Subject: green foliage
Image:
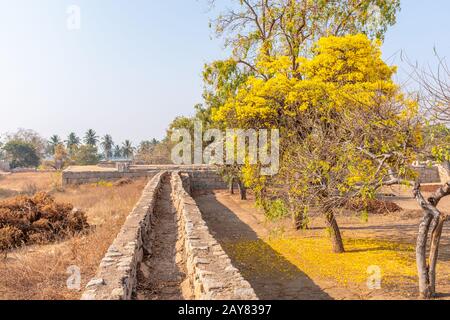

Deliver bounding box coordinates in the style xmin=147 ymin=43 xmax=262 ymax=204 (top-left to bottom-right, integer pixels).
xmin=100 ymin=134 xmax=114 ymax=160
xmin=3 ymin=129 xmax=47 ymax=159
xmin=121 ymin=140 xmax=134 ymax=159
xmin=84 ymin=129 xmax=98 ymax=147
xmin=2 ymin=140 xmax=40 ymax=169
xmin=361 ymin=210 xmax=369 ymax=223
xmin=48 ymin=135 xmax=62 ymax=155
xmin=422 ymin=123 xmax=450 ymax=161
xmin=263 ymin=199 xmax=289 ymax=221
xmin=66 ymin=132 xmax=81 ymax=155
xmin=71 ymin=145 xmax=100 ymax=165
xmin=113 ymin=145 xmax=122 ymax=158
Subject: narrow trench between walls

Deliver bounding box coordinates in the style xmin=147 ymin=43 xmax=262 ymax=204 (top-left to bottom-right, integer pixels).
xmin=81 ymin=171 xmax=257 ymax=300
xmin=135 ymin=174 xmax=193 ymax=299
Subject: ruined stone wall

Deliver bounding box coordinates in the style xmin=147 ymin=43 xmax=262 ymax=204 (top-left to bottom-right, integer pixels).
xmin=171 ymin=172 xmax=257 ymax=300
xmin=414 ymin=165 xmax=443 ymax=184
xmin=188 ymin=170 xmax=227 ymax=190
xmin=81 ymin=172 xmax=165 ymax=300
xmin=62 ymin=165 xmax=227 ymax=190
xmin=62 ymin=170 xmax=157 ymax=185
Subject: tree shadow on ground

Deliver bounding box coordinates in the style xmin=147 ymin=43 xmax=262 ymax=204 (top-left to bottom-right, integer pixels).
xmin=341 ymin=224 xmax=450 ymax=262
xmin=195 ymin=194 xmax=333 ymax=300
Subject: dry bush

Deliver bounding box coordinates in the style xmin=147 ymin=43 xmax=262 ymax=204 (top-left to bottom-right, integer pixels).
xmin=113 ymin=178 xmax=133 ymax=187
xmin=0 ymin=192 xmax=89 ymax=255
xmin=0 ymin=178 xmax=146 ymax=300
xmin=344 ymin=198 xmax=402 ymax=215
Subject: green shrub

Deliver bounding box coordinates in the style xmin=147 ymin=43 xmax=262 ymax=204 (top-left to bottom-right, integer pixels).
xmin=264 ymin=199 xmax=289 ymax=221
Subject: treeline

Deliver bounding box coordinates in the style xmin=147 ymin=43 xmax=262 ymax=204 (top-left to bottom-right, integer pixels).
xmin=0 ymin=129 xmax=171 ymax=170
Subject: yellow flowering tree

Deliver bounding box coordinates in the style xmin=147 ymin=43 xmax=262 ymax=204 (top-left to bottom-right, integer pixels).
xmin=213 ymin=34 xmax=422 ymax=253
xmin=203 ymin=1 xmax=401 ymax=200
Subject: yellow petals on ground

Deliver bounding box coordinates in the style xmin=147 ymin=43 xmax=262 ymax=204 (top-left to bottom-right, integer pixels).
xmin=224 ymin=236 xmax=417 ymax=288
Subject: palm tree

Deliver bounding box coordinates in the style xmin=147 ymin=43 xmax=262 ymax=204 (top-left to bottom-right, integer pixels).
xmin=121 ymin=140 xmax=134 ymax=159
xmin=48 ymin=135 xmax=62 ymax=155
xmin=84 ymin=129 xmax=98 ymax=146
xmin=101 ymin=134 xmax=114 ymax=160
xmin=113 ymin=145 xmax=122 ymax=158
xmin=66 ymin=132 xmax=80 ymax=151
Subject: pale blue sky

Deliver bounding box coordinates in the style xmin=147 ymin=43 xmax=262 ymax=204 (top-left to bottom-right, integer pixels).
xmin=0 ymin=0 xmax=449 ymax=144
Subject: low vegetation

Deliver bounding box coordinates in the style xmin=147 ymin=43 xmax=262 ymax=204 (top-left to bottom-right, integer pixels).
xmin=0 ymin=173 xmax=146 ymax=300
xmin=0 ymin=193 xmax=89 ymax=256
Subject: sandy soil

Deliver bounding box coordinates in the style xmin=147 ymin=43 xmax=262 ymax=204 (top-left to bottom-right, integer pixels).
xmin=195 ymin=192 xmax=360 ymax=300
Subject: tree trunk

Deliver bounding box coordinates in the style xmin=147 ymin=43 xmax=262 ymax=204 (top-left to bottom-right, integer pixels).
xmin=291 ymin=208 xmax=308 ymax=230
xmin=416 ymin=212 xmax=433 ymax=299
xmin=292 ymin=212 xmax=304 ymax=230
xmin=237 ymin=179 xmax=247 ymax=200
xmin=229 ymin=177 xmax=235 ymax=195
xmin=414 ymin=182 xmax=449 ymax=299
xmin=324 ymin=211 xmax=345 ymax=253
xmin=428 ymin=215 xmax=446 ymax=295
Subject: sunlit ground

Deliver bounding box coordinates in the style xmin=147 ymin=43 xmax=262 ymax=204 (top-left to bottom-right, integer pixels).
xmin=224 ymin=237 xmax=419 ymax=288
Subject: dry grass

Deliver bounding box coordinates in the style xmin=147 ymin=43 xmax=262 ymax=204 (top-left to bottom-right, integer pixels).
xmin=0 ymin=172 xmax=58 ymax=194
xmin=0 ymin=173 xmax=146 ymax=300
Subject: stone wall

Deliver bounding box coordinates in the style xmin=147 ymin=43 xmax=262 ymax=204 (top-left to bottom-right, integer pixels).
xmin=81 ymin=172 xmax=165 ymax=300
xmin=414 ymin=165 xmax=443 ymax=184
xmin=188 ymin=170 xmax=228 ymax=190
xmin=62 ymin=170 xmax=157 ymax=185
xmin=171 ymin=172 xmax=257 ymax=300
xmin=62 ymin=165 xmax=227 ymax=190
xmin=81 ymin=170 xmax=256 ymax=300
xmin=438 ymin=164 xmax=450 ymax=183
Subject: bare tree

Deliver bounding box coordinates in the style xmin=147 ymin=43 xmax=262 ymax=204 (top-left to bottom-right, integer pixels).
xmin=413 ymin=183 xmax=449 ymax=298
xmin=410 ymin=54 xmax=450 ymax=298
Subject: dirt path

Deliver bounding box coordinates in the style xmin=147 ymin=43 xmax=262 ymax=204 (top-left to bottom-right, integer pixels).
xmin=195 ymin=192 xmax=360 ymax=300
xmin=195 ymin=189 xmax=450 ymax=300
xmin=135 ymin=178 xmax=192 ymax=300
